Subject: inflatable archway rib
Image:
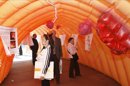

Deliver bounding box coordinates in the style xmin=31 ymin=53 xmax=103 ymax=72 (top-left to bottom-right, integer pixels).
xmin=0 ymin=1 xmax=130 ymax=86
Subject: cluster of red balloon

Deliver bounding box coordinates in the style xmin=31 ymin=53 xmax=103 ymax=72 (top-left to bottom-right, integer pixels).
xmin=56 ymin=25 xmax=61 ymax=29
xmin=78 ymin=19 xmax=92 ymax=35
xmin=46 ymin=21 xmax=61 ymax=29
xmin=46 ymin=20 xmax=54 ymax=29
xmin=97 ymin=12 xmax=130 ymax=55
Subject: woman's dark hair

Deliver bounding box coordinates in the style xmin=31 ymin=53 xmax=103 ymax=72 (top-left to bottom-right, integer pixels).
xmin=68 ymin=37 xmax=74 ymax=43
xmin=43 ymin=34 xmax=53 ymax=46
xmin=48 ymin=34 xmax=54 ymax=47
xmin=44 ymin=34 xmax=48 ymax=40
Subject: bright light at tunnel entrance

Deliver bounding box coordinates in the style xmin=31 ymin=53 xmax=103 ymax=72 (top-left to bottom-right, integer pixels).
xmin=13 ymin=45 xmax=32 ymax=62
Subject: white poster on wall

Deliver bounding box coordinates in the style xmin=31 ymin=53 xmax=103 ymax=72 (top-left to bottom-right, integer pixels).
xmin=71 ymin=34 xmax=78 ymax=46
xmin=59 ymin=34 xmax=66 ymax=46
xmin=85 ymin=33 xmax=93 ymax=51
xmin=0 ymin=26 xmax=18 ymax=55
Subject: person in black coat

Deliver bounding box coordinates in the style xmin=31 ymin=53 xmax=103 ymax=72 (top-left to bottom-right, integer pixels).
xmin=30 ymin=34 xmax=39 ymax=66
xmin=49 ymin=30 xmax=62 ymax=84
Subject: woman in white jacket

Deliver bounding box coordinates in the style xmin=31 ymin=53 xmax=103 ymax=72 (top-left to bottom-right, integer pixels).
xmin=36 ymin=34 xmax=52 ymax=86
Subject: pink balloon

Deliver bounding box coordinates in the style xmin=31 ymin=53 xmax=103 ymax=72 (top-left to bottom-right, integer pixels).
xmin=78 ymin=20 xmax=92 ymax=35
xmin=46 ymin=21 xmax=54 ymax=29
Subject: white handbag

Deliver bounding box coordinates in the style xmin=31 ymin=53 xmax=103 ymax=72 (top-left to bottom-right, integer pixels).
xmin=34 ymin=61 xmax=54 ymax=80
xmin=44 ymin=62 xmax=54 ymax=80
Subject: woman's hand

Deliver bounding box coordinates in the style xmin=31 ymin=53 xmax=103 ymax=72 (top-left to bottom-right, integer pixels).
xmin=40 ymin=76 xmax=45 ymax=80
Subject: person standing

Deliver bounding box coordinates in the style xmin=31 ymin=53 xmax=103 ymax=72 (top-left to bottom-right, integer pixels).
xmin=67 ymin=37 xmax=81 ymax=78
xmin=19 ymin=45 xmax=23 ymax=55
xmin=36 ymin=34 xmax=52 ymax=86
xmin=30 ymin=34 xmax=39 ymax=66
xmin=50 ymin=30 xmax=62 ymax=84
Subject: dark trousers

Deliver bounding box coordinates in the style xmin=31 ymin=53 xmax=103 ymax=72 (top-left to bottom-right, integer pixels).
xmin=32 ymin=52 xmax=37 ymax=66
xmin=41 ymin=79 xmax=50 ymax=86
xmin=53 ymin=54 xmax=60 ymax=83
xmin=69 ymin=58 xmax=80 ymax=78
xmin=19 ymin=46 xmax=23 ymax=55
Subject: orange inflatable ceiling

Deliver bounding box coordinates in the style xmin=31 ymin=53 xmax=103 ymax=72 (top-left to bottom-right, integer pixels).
xmin=0 ymin=0 xmax=130 ymax=86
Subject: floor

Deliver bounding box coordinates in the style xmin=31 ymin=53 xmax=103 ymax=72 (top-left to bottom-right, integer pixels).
xmin=1 ymin=55 xmax=121 ymax=86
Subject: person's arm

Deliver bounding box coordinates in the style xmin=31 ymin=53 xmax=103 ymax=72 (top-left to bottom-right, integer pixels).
xmin=30 ymin=38 xmax=34 ymax=50
xmin=30 ymin=45 xmax=33 ymax=50
xmin=67 ymin=44 xmax=73 ymax=59
xmin=67 ymin=43 xmax=76 ymax=55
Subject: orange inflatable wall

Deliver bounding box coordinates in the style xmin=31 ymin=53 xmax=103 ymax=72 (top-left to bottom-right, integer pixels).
xmin=0 ymin=1 xmax=130 ymax=86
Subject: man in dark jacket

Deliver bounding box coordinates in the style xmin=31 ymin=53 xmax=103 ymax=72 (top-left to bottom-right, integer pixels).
xmin=30 ymin=34 xmax=39 ymax=66
xmin=50 ymin=30 xmax=62 ymax=84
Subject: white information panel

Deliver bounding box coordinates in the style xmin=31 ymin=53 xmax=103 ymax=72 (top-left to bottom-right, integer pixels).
xmin=59 ymin=34 xmax=66 ymax=46
xmin=0 ymin=26 xmax=18 ymax=55
xmin=85 ymin=33 xmax=93 ymax=51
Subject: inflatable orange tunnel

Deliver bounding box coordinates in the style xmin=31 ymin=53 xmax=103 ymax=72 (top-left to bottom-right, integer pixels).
xmin=0 ymin=0 xmax=130 ymax=86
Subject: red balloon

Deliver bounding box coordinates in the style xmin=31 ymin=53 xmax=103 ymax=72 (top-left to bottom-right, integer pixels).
xmin=97 ymin=12 xmax=130 ymax=55
xmin=99 ymin=13 xmax=109 ymax=22
xmin=99 ymin=13 xmax=113 ymax=24
xmin=106 ymin=41 xmax=115 ymax=49
xmin=97 ymin=22 xmax=106 ymax=31
xmin=99 ymin=30 xmax=113 ymax=43
xmin=108 ymin=21 xmax=121 ymax=32
xmin=121 ymin=35 xmax=130 ymax=48
xmin=56 ymin=25 xmax=61 ymax=29
xmin=107 ymin=42 xmax=127 ymax=55
xmin=78 ymin=20 xmax=92 ymax=35
xmin=46 ymin=21 xmax=54 ymax=29
xmin=111 ymin=49 xmax=124 ymax=55
xmin=124 ymin=38 xmax=130 ymax=48
xmin=116 ymin=26 xmax=129 ymax=40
